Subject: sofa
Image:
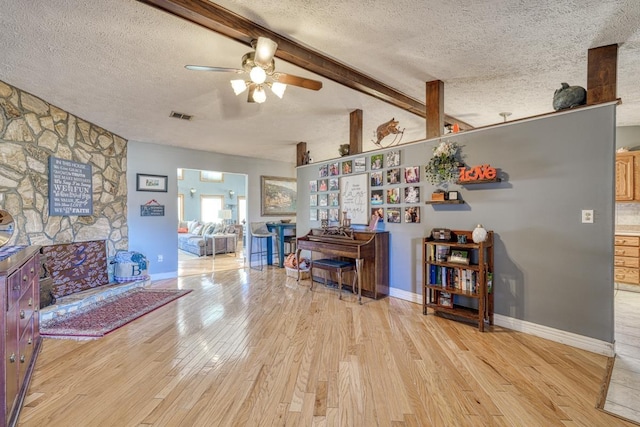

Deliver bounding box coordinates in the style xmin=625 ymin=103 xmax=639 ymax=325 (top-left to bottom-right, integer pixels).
xmin=178 ymin=220 xmax=238 ymax=257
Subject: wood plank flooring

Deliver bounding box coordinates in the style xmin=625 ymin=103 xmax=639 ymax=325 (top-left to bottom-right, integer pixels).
xmin=18 ymin=267 xmax=634 ymax=426
xmin=603 ymin=289 xmax=640 ymax=424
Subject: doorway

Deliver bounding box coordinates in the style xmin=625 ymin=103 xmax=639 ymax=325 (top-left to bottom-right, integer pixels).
xmin=177 ymin=167 xmax=247 ymax=276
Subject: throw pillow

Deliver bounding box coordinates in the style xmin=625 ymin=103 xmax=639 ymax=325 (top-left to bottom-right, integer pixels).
xmin=213 ymin=223 xmax=224 ymax=234
xmin=187 ymin=219 xmax=200 ymax=233
xmin=192 ymin=225 xmax=203 ymax=235
xmin=202 ymin=223 xmax=216 ymax=235
xmin=178 ymin=227 xmax=188 ymax=233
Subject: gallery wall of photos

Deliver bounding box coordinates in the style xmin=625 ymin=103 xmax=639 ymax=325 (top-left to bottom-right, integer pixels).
xmin=309 ymin=149 xmax=421 ymax=224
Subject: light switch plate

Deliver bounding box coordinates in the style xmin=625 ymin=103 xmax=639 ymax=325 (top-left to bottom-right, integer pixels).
xmin=581 ymin=209 xmax=594 ymax=223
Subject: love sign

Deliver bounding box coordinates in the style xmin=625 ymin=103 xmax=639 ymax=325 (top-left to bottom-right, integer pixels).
xmin=458 ymin=164 xmax=498 ymax=182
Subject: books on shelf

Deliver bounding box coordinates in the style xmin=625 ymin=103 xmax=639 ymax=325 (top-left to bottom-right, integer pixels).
xmin=428 ymin=265 xmax=481 ymax=294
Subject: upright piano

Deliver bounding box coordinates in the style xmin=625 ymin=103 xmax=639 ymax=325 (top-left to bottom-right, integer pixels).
xmin=296 ymin=229 xmax=389 ymax=300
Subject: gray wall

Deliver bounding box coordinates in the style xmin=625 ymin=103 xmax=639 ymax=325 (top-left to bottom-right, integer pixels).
xmin=297 ymin=104 xmax=616 ymax=342
xmin=127 ymin=141 xmax=295 ymax=275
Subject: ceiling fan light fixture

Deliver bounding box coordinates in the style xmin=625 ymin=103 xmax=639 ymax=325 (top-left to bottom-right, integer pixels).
xmin=249 ymin=66 xmax=267 ymax=84
xmin=230 ymin=79 xmax=248 ymax=95
xmin=270 ymin=82 xmax=287 ymax=99
xmin=253 ymin=37 xmax=278 ymax=67
xmin=252 ymin=85 xmax=267 ymax=103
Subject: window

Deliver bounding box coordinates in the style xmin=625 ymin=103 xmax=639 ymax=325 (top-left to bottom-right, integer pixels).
xmin=238 ymin=196 xmax=247 ymax=225
xmin=200 ymin=195 xmax=224 ymax=223
xmin=177 ymin=168 xmax=183 ymax=180
xmin=177 ymin=194 xmax=184 ymax=221
xmin=200 ymin=171 xmax=224 ymax=182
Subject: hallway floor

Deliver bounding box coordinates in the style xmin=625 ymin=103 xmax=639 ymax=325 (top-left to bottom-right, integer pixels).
xmin=604 ymin=289 xmax=640 ymax=424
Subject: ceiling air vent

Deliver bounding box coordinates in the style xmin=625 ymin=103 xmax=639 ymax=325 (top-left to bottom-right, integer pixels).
xmin=169 ymin=111 xmax=193 ymax=121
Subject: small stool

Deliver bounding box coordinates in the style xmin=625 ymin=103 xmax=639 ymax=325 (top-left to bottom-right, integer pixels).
xmin=310 ymin=258 xmax=357 ymax=300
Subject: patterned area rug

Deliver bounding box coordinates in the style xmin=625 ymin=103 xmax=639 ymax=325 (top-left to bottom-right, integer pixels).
xmin=40 ymin=288 xmax=192 ymax=339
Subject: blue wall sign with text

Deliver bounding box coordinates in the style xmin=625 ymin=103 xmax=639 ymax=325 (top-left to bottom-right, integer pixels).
xmin=48 ymin=156 xmax=93 ymax=216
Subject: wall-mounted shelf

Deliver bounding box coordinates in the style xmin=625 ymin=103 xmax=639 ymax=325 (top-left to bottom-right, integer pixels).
xmin=456 ymin=178 xmax=502 ymax=185
xmin=425 ymin=200 xmax=464 ymax=205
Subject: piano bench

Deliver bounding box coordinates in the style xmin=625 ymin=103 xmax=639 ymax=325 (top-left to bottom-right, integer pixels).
xmin=310 ymin=259 xmax=357 ymax=300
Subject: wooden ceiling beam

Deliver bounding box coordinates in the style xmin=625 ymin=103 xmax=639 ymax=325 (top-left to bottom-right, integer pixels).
xmin=138 ymin=0 xmax=472 ymax=129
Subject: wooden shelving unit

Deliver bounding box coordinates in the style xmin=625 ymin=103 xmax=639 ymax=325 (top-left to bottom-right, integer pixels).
xmin=456 ymin=178 xmax=502 ymax=185
xmin=424 ymin=200 xmax=464 ymax=205
xmin=422 ymin=229 xmax=494 ymax=331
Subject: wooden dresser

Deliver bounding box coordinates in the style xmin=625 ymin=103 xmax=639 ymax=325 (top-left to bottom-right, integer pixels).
xmin=1 ymin=246 xmax=41 ymax=427
xmin=614 ymin=234 xmax=640 ymax=286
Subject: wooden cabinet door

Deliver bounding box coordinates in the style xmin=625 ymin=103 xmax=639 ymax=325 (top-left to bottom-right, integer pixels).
xmin=616 ymin=153 xmax=634 ymax=201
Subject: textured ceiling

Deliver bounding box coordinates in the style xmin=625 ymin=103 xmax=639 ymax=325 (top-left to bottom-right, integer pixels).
xmin=1 ymin=0 xmax=639 ymax=164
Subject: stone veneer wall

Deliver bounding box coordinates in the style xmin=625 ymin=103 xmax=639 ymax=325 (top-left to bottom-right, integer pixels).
xmin=0 ymin=80 xmax=127 ymax=254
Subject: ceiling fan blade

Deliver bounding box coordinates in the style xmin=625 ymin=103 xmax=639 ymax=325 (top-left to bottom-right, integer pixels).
xmin=247 ymin=84 xmax=256 ymax=103
xmin=185 ymin=65 xmax=244 ymax=73
xmin=272 ymin=73 xmax=322 ymax=91
xmin=253 ymin=37 xmax=278 ymax=68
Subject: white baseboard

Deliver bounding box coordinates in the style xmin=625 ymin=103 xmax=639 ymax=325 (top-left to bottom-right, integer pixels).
xmin=151 ymin=271 xmax=178 ymax=281
xmin=388 ymin=287 xmax=422 ymax=304
xmin=386 ymin=288 xmax=614 ymax=357
xmin=493 ymin=314 xmax=614 ymax=357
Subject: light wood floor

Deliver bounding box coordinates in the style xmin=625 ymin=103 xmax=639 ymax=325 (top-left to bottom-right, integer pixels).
xmin=177 ymin=245 xmax=245 ymax=277
xmin=604 ymin=289 xmax=640 ymax=423
xmin=19 ymin=267 xmax=633 ymax=426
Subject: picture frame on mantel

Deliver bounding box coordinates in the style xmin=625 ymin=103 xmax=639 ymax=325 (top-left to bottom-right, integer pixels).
xmin=136 ymin=173 xmax=168 ymax=192
xmin=261 ymin=175 xmax=297 ymax=216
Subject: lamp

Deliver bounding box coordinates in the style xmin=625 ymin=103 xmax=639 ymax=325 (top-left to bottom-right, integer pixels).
xmin=252 ymin=85 xmax=267 ymax=103
xmin=231 ymin=79 xmax=248 ymax=95
xmin=189 ymin=188 xmax=196 ymax=197
xmin=269 ymin=82 xmax=287 ymax=98
xmin=249 ymin=66 xmax=267 ymax=84
xmin=218 ymin=209 xmax=232 ymax=225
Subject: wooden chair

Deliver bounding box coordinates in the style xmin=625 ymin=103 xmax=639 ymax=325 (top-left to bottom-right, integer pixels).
xmin=310 ymin=258 xmax=357 ymax=299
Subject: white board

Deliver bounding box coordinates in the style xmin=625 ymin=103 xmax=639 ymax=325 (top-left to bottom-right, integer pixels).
xmin=340 ymin=173 xmax=368 ymax=224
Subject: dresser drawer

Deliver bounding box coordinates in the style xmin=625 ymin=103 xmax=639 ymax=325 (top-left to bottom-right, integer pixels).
xmin=18 ymin=317 xmax=34 ymax=385
xmin=18 ymin=286 xmax=35 ymax=339
xmin=615 ymin=256 xmax=640 ymax=268
xmin=20 ymin=256 xmax=37 ymax=295
xmin=615 ymin=235 xmax=640 ymax=246
xmin=614 ymin=246 xmax=640 ymax=258
xmin=615 ymin=267 xmax=640 ymax=284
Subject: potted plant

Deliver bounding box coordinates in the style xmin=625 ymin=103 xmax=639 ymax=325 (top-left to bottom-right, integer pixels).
xmin=425 ymin=140 xmax=463 ymax=185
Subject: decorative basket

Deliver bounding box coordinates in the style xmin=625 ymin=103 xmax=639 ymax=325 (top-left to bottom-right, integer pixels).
xmin=286 ymin=266 xmax=310 ymax=279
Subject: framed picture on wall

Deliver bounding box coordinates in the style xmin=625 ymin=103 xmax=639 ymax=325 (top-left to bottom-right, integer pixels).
xmin=386 ymin=150 xmax=400 ymax=167
xmin=342 ymin=160 xmax=353 ymax=175
xmin=260 ymin=176 xmax=297 ymax=216
xmin=136 ymin=173 xmax=168 ymax=192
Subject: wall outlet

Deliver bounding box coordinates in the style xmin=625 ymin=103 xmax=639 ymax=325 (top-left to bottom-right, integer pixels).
xmin=581 ymin=209 xmax=594 ymax=224
xmin=157 ymin=255 xmax=163 ymax=262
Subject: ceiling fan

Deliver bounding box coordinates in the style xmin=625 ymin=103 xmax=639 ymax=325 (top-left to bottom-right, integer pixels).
xmin=186 ymin=37 xmax=323 ymax=103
